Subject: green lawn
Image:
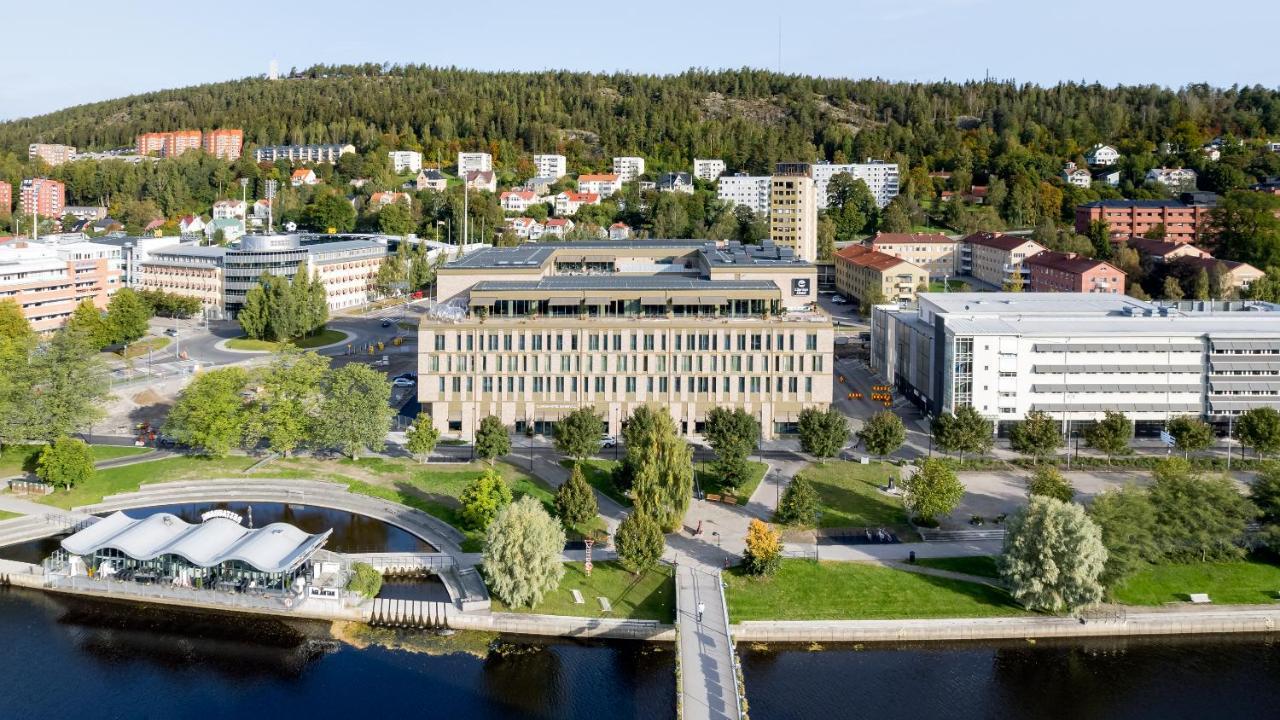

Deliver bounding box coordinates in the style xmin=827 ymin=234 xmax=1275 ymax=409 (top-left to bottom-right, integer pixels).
xmin=795 ymin=461 xmax=913 ymax=538
xmin=0 ymin=444 xmax=151 ymax=478
xmin=725 ymin=559 xmax=1025 ymax=621
xmin=1111 ymin=559 xmax=1280 ymax=606
xmin=36 ymin=455 xmax=268 ymax=509
xmin=928 ymin=280 xmax=969 ymax=292
xmin=0 ymin=510 xmax=19 ymax=521
xmin=226 ymin=328 xmax=348 ymax=351
xmin=117 ymin=336 xmax=171 ymax=359
xmin=697 ymin=460 xmax=768 ymax=505
xmin=914 ymin=555 xmax=1002 ymax=579
xmin=490 ymin=561 xmax=675 ymax=622
xmin=562 ymin=458 xmax=631 ymax=507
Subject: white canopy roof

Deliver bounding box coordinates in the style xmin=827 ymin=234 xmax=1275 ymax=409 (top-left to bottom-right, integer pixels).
xmin=62 ymin=511 xmax=331 ymax=574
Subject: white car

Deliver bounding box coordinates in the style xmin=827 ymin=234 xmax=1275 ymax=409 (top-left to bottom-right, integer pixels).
xmin=599 ymin=435 xmax=618 ymax=449
xmin=831 ymin=295 xmax=847 ymax=304
xmin=391 ymin=377 xmax=416 ymax=388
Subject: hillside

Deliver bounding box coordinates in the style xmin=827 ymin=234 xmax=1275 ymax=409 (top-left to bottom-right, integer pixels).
xmin=4 ymin=64 xmax=1280 ymax=178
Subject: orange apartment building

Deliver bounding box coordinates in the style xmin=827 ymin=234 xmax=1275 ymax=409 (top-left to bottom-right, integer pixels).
xmin=136 ymin=130 xmax=204 ymax=157
xmin=0 ymin=242 xmax=122 ymax=332
xmin=20 ymin=178 xmax=66 ymax=218
xmin=1074 ymin=194 xmax=1217 ymax=244
xmin=202 ymin=129 xmax=244 ymax=160
xmin=1026 ymin=250 xmax=1125 ymax=294
xmin=0 ymin=181 xmax=10 ymax=216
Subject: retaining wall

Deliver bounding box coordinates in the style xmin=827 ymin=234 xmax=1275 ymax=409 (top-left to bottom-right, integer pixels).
xmin=451 ymin=611 xmax=676 ymax=641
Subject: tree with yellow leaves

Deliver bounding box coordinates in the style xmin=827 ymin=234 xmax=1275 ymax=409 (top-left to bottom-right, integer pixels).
xmin=743 ymin=519 xmax=783 ymax=576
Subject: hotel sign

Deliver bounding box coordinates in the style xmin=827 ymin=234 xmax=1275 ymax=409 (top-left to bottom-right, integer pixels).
xmin=792 ymin=278 xmax=811 ymax=296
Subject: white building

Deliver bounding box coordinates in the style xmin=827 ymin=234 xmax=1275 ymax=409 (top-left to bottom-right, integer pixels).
xmin=1146 ymin=167 xmax=1198 ymax=192
xmin=693 ymin=159 xmax=726 ymax=182
xmin=1061 ymin=163 xmax=1092 ymax=188
xmin=388 ymin=150 xmax=423 ymax=173
xmin=612 ymin=156 xmax=646 ymax=182
xmin=253 ymin=144 xmax=354 ymax=164
xmin=872 ymin=292 xmax=1280 ymax=437
xmin=212 ymin=200 xmax=247 ymax=220
xmin=533 ymin=154 xmax=567 ymax=180
xmin=577 ymin=173 xmax=622 ymax=198
xmin=608 ymin=222 xmax=632 ymax=240
xmin=500 ymin=190 xmax=539 ymax=213
xmin=1085 ymin=144 xmax=1121 ymax=167
xmin=463 ymin=170 xmax=497 ymax=193
xmin=506 ymin=217 xmax=545 ymax=240
xmin=458 ymin=152 xmax=493 ymax=175
xmin=810 ymin=161 xmax=900 ymax=209
xmin=554 ymin=191 xmax=599 ymax=216
xmin=717 ymin=174 xmax=772 ymax=216
xmin=543 ymin=218 xmax=574 ymax=238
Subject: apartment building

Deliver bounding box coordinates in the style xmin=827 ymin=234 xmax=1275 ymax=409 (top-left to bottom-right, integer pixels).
xmin=0 ymin=181 xmax=10 ymax=215
xmin=423 ymin=239 xmax=830 ymax=439
xmin=769 ymin=164 xmax=818 ymax=262
xmin=869 ymin=232 xmax=957 ymax=280
xmin=872 ymin=292 xmax=1280 ymax=435
xmin=833 ymin=245 xmax=928 ymax=306
xmin=612 ymin=156 xmax=646 ymax=182
xmin=136 ymin=130 xmax=203 ymax=158
xmin=202 ymin=129 xmax=244 ymax=160
xmin=554 ymin=191 xmax=600 ymax=216
xmin=960 ymin=232 xmax=1045 ymax=288
xmin=20 ymin=178 xmax=66 ymax=218
xmin=0 ymin=241 xmax=121 ymax=332
xmin=388 ymin=150 xmax=423 ymax=173
xmin=1026 ymin=250 xmax=1125 ymax=294
xmin=693 ymin=159 xmax=726 ymax=182
xmin=809 ymin=160 xmax=900 ymax=209
xmin=717 ymin=174 xmax=772 ymax=216
xmin=28 ymin=143 xmax=77 ymax=166
xmin=533 ymin=154 xmax=567 ymax=180
xmin=500 ymin=190 xmax=539 ymax=213
xmin=458 ymin=152 xmax=493 ymax=175
xmin=253 ymin=144 xmax=355 ymax=164
xmin=578 ymin=173 xmax=622 ymax=198
xmin=1075 ymin=194 xmax=1217 ymax=243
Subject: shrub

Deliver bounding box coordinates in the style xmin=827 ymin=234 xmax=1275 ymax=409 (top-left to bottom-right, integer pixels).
xmin=346 ymin=562 xmax=383 ymax=599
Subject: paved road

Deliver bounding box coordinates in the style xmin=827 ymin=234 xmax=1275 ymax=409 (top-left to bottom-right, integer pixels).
xmin=677 ymin=563 xmax=740 ymax=720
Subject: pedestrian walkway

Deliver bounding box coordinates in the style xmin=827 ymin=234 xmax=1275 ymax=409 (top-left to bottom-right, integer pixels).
xmin=677 ymin=562 xmax=741 ymax=720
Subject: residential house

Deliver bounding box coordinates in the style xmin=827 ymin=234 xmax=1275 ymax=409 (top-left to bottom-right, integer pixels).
xmin=1026 ymin=250 xmax=1125 ymax=293
xmin=868 ymin=232 xmax=958 ymax=280
xmin=577 ymin=173 xmax=622 ymax=198
xmin=463 ymin=170 xmax=497 ymax=193
xmin=1146 ymin=167 xmax=1198 ymax=193
xmin=179 ymin=215 xmax=206 ymax=235
xmin=960 ymin=232 xmax=1046 ymax=288
xmin=693 ymin=159 xmax=726 ymax=182
xmin=369 ymin=191 xmax=412 ymax=208
xmin=416 ymin=169 xmax=448 ymax=192
xmin=250 ymin=199 xmax=272 ymax=227
xmin=1125 ymin=237 xmax=1212 ymax=263
xmin=523 ymin=176 xmax=557 ymax=195
xmin=833 ymin=244 xmax=929 ymax=307
xmin=554 ymin=191 xmax=600 ymax=216
xmin=657 ymin=172 xmax=694 ymax=194
xmin=543 ymin=218 xmax=574 ymax=238
xmin=1171 ymin=256 xmax=1264 ymax=293
xmin=1085 ymin=144 xmax=1120 ymax=166
xmin=1061 ymin=162 xmax=1092 ymax=188
xmin=608 ymin=222 xmax=632 ymax=240
xmin=211 ymin=200 xmax=247 ymax=220
xmin=506 ymin=217 xmax=545 ymax=240
xmin=612 ymin=156 xmax=645 ymax=182
xmin=500 ymin=190 xmax=539 ymax=213
xmin=64 ymin=206 xmax=108 ymax=222
xmin=93 ymin=218 xmax=125 ymax=234
xmin=388 ymin=150 xmax=423 ymax=173
xmin=1093 ymin=168 xmax=1122 ymax=187
xmin=290 ymin=168 xmax=318 ymax=187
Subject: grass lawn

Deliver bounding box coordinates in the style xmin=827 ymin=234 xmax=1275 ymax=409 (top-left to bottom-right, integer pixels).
xmin=562 ymin=458 xmax=631 ymax=507
xmin=226 ymin=328 xmax=348 ymax=352
xmin=914 ymin=555 xmax=1002 ymax=579
xmin=725 ymin=559 xmax=1025 ymax=621
xmin=277 ymin=456 xmax=557 ymax=552
xmin=697 ymin=460 xmax=768 ymax=505
xmin=36 ymin=455 xmax=267 ymax=509
xmin=795 ymin=461 xmax=913 ymax=538
xmin=0 ymin=444 xmax=151 ymax=478
xmin=0 ymin=511 xmax=19 ymax=521
xmin=117 ymin=336 xmax=170 ymax=359
xmin=928 ymin=280 xmax=969 ymax=292
xmin=490 ymin=561 xmax=675 ymax=622
xmin=1111 ymin=558 xmax=1280 ymax=606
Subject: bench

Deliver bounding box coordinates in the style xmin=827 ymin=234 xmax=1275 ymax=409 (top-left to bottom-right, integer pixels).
xmin=597 ymin=596 xmax=613 ymax=613
xmin=570 ymin=589 xmax=584 ymax=605
xmin=721 ymin=496 xmax=737 ymax=505
xmin=1189 ymin=593 xmax=1212 ymax=604
xmin=705 ymin=493 xmax=722 ymax=503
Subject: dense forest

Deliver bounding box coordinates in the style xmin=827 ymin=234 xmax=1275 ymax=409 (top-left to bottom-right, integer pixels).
xmin=2 ymin=64 xmax=1279 ymax=262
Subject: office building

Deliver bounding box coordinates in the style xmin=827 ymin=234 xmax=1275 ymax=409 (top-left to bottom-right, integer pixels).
xmin=202 ymin=129 xmax=244 ymax=160
xmin=422 ymin=239 xmax=830 ymax=440
xmin=833 ymin=245 xmax=928 ymax=307
xmin=253 ymin=144 xmax=355 ymax=164
xmin=717 ymin=174 xmax=772 ymax=216
xmin=388 ymin=151 xmax=423 ymax=173
xmin=809 ymin=160 xmax=900 ymax=209
xmin=612 ymin=156 xmax=646 ymax=182
xmin=533 ymin=154 xmax=567 ymax=180
xmin=693 ymin=159 xmax=726 ymax=182
xmin=20 ymin=178 xmax=66 ymax=218
xmin=28 ymin=143 xmax=77 ymax=166
xmin=0 ymin=241 xmax=122 ymax=332
xmin=769 ymin=164 xmax=818 ymax=262
xmin=872 ymin=292 xmax=1280 ymax=436
xmin=457 ymin=152 xmax=493 ymax=175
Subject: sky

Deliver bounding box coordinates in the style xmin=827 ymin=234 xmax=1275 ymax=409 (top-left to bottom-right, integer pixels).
xmin=1 ymin=0 xmax=1277 ymax=121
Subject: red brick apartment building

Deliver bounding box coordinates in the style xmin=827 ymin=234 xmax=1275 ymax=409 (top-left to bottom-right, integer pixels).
xmin=1074 ymin=193 xmax=1217 ymax=244
xmin=19 ymin=178 xmax=65 ymax=218
xmin=1027 ymin=250 xmax=1125 ymax=294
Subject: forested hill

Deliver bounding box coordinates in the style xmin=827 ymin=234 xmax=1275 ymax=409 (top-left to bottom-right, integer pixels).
xmin=5 ymin=64 xmax=1280 ymax=177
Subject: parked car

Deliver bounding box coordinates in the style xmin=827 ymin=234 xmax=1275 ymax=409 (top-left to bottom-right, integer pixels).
xmin=380 ymin=319 xmax=392 ymax=328
xmin=391 ymin=377 xmax=416 ymax=388
xmin=393 ymin=372 xmax=417 ymax=381
xmin=599 ymin=434 xmax=618 ymax=449
xmin=831 ymin=295 xmax=847 ymax=304
xmin=164 ymin=327 xmax=179 ymax=336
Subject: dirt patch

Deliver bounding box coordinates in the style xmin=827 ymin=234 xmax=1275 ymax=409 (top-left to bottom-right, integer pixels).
xmin=131 ymin=388 xmax=166 ymax=406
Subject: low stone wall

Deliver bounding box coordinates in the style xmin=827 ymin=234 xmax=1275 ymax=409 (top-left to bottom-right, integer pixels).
xmin=451 ymin=611 xmax=676 ymax=641
xmin=0 ymin=559 xmax=44 ymax=589
xmin=733 ymin=607 xmax=1280 ymax=643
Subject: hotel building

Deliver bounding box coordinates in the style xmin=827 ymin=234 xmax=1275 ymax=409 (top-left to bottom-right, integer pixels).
xmin=419 ymin=240 xmax=832 ymax=440
xmin=769 ymin=164 xmax=818 ymax=262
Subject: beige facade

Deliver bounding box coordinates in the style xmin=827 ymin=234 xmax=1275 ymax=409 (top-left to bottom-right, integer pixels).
xmin=960 ymin=233 xmax=1045 ymax=288
xmin=137 ymin=254 xmax=224 ymax=310
xmin=770 ymin=173 xmax=818 ymax=262
xmin=869 ymin=232 xmax=958 ymax=280
xmin=834 ymin=245 xmax=928 ymax=306
xmin=0 ymin=243 xmax=121 ymax=332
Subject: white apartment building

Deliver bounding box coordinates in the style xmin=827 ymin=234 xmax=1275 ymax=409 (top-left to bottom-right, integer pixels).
xmin=612 ymin=156 xmax=646 ymax=182
xmin=810 ymin=161 xmax=900 ymax=209
xmin=253 ymin=144 xmax=354 ymax=164
xmin=388 ymin=150 xmax=423 ymax=173
xmin=533 ymin=154 xmax=567 ymax=180
xmin=717 ymin=174 xmax=772 ymax=216
xmin=577 ymin=174 xmax=622 ymax=198
xmin=693 ymin=159 xmax=726 ymax=182
xmin=212 ymin=200 xmax=247 ymax=220
xmin=458 ymin=152 xmax=493 ymax=175
xmin=872 ymin=292 xmax=1280 ymax=437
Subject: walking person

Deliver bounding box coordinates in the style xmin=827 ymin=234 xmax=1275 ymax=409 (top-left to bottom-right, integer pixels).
xmin=696 ymin=602 xmax=705 ymax=624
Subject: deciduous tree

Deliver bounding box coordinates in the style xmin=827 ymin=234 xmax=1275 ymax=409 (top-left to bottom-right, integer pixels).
xmin=1149 ymin=458 xmax=1256 ymax=562
xmin=1167 ymin=415 xmax=1214 ymax=458
xmin=29 ymin=324 xmax=110 ymax=440
xmin=475 ymin=415 xmax=511 ymax=461
xmin=857 ymin=411 xmax=905 ymax=457
xmin=1000 ymin=497 xmax=1107 ymax=612
xmin=314 ymin=363 xmax=393 ymax=459
xmin=460 ymin=466 xmax=514 ymax=531
xmin=743 ymin=519 xmax=783 ymax=576
xmin=1084 ymin=410 xmax=1132 ymax=459
xmin=798 ymin=407 xmax=848 ymax=459
xmin=1089 ymin=485 xmax=1159 ymax=588
xmin=931 ymin=405 xmax=994 ymax=461
xmin=483 ymin=496 xmax=566 ymax=608
xmin=1026 ymin=465 xmax=1075 ymax=503
xmin=556 ymin=462 xmax=598 ymax=530
xmin=405 ymin=413 xmax=441 ymax=463
xmin=553 ymin=407 xmax=605 ymax=461
xmin=36 ymin=436 xmax=95 ymax=490
xmin=1009 ymin=410 xmax=1062 ymax=461
xmin=1238 ymin=407 xmax=1280 ymax=457
xmin=163 ymin=367 xmax=249 ymax=456
xmin=614 ymin=510 xmax=664 ymax=574
xmin=903 ymin=459 xmax=964 ymax=525
xmin=774 ymin=475 xmax=819 ymax=527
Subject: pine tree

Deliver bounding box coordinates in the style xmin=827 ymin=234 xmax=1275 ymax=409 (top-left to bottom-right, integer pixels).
xmin=556 ymin=462 xmax=598 ymax=530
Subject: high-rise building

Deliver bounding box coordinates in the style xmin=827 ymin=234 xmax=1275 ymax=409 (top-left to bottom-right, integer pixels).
xmin=457 ymin=152 xmax=493 ymax=174
xmin=388 ymin=150 xmax=423 ymax=173
xmin=28 ymin=143 xmax=77 ymax=166
xmin=20 ymin=178 xmax=66 ymax=218
xmin=533 ymin=154 xmax=567 ymax=179
xmin=809 ymin=160 xmax=899 ymax=209
xmin=0 ymin=181 xmax=10 ymax=216
xmin=693 ymin=159 xmax=726 ymax=182
xmin=769 ymin=164 xmax=818 ymax=262
xmin=612 ymin=156 xmax=646 ymax=182
xmin=202 ymin=129 xmax=244 ymax=160
xmin=717 ymin=174 xmax=772 ymax=216
xmin=137 ymin=130 xmax=203 ymax=157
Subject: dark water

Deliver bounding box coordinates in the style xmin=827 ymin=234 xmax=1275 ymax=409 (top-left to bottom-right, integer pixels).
xmin=741 ymin=635 xmax=1280 ymax=719
xmin=0 ymin=588 xmax=674 ymax=720
xmin=377 ymin=576 xmax=452 ymax=602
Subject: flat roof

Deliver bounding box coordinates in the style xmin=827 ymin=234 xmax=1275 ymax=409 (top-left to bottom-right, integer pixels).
xmin=447 ymin=240 xmax=812 ymax=270
xmin=919 ymin=292 xmax=1149 ymax=315
xmin=471 ymin=276 xmax=780 ymax=292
